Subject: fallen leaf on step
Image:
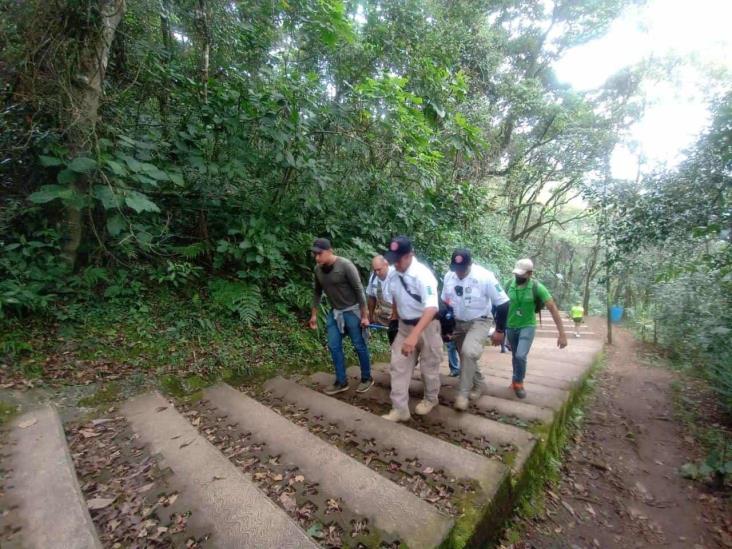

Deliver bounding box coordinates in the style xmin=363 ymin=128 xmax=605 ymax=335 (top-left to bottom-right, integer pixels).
xmin=138 ymin=482 xmax=155 ymax=493
xmin=88 ymin=497 xmax=116 ymax=510
xmin=155 ymin=406 xmax=168 ymax=413
xmin=423 ymin=467 xmax=434 ymax=474
xmin=18 ymin=418 xmax=37 ymax=429
xmin=293 ymin=475 xmax=305 ymax=483
xmin=561 ymin=500 xmax=576 ymax=517
xmin=279 ymin=492 xmax=297 ymax=513
xmin=211 ymin=475 xmax=225 ymax=481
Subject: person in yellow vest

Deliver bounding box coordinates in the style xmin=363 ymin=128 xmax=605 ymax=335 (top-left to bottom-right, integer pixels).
xmin=570 ymin=303 xmax=585 ymax=338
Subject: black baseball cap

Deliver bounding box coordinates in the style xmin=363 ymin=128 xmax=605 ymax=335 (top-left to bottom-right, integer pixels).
xmin=384 ymin=236 xmax=413 ymax=263
xmin=450 ymin=248 xmax=472 ymax=272
xmin=311 ymin=238 xmax=332 ymax=253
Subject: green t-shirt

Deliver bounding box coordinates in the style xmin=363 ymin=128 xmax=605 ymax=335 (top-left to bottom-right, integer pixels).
xmin=571 ymin=305 xmax=585 ymax=319
xmin=505 ymin=279 xmax=552 ymax=329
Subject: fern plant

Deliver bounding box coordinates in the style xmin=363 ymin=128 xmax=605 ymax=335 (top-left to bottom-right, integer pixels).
xmin=208 ymin=278 xmax=262 ymax=326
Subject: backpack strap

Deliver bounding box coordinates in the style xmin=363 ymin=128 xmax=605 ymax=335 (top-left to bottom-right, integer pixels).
xmin=398 ymin=274 xmax=423 ymax=304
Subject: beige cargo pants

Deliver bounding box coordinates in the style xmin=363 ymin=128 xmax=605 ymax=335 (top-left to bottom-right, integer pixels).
xmin=389 ymin=319 xmax=443 ymax=410
xmin=452 ymin=318 xmax=492 ymax=397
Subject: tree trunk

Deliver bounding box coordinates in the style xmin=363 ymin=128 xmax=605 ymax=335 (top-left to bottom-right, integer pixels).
xmin=63 ymin=0 xmax=126 ymax=267
xmin=158 ymin=0 xmax=173 ymax=135
xmin=194 ymin=0 xmax=211 ymax=103
xmin=582 ymin=235 xmax=601 ymax=312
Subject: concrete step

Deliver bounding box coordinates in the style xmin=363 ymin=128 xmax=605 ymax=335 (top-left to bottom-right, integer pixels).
xmin=203 ymin=383 xmax=453 ymax=548
xmin=365 ymin=369 xmax=554 ymax=425
xmin=265 ymin=376 xmax=509 ymax=501
xmin=478 ymin=368 xmax=574 ymax=390
xmin=122 ymin=391 xmax=317 ymax=548
xmin=327 ymin=370 xmax=537 ymax=473
xmin=437 ymin=373 xmax=569 ymax=411
xmin=4 ymin=405 xmax=101 ymax=549
xmin=478 ymin=358 xmax=587 ymax=382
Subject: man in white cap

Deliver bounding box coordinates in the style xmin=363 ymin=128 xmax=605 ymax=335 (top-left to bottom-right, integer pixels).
xmin=381 ymin=236 xmax=443 ymax=422
xmin=505 ymin=258 xmax=567 ymax=398
xmin=442 ymin=248 xmax=510 ymax=411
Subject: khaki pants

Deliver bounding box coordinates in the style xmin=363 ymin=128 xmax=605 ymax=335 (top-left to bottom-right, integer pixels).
xmin=452 ymin=318 xmax=491 ymax=397
xmin=389 ymin=320 xmax=443 ymax=410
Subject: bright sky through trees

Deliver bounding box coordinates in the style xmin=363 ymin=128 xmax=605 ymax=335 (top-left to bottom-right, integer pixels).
xmin=553 ymin=0 xmax=732 ymax=180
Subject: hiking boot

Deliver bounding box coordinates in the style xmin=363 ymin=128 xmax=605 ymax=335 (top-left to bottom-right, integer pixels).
xmin=511 ymin=382 xmax=526 ymax=399
xmin=469 ymin=383 xmax=487 ymax=401
xmin=454 ymin=395 xmax=469 ymax=411
xmin=324 ymin=382 xmax=349 ymax=396
xmin=415 ymin=399 xmax=437 ymax=415
xmin=382 ymin=408 xmax=411 ymax=422
xmin=356 ymin=378 xmax=374 ymax=393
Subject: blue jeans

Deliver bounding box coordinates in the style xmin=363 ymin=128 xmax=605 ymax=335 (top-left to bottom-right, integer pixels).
xmin=326 ymin=311 xmax=371 ymax=385
xmin=447 ymin=340 xmax=460 ymax=375
xmin=506 ymin=326 xmax=536 ymax=383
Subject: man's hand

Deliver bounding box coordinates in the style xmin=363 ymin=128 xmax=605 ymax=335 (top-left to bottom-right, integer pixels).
xmin=308 ymin=315 xmax=318 ymax=330
xmin=360 ymin=314 xmax=369 ymax=328
xmin=368 ymin=313 xmax=375 ymax=324
xmin=401 ymin=334 xmax=418 ymax=356
xmin=557 ymin=334 xmax=568 ymax=349
xmin=490 ymin=331 xmax=504 ymax=346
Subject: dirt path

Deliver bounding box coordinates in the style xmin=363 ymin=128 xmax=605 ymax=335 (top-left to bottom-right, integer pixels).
xmin=513 ymin=324 xmax=731 ymax=548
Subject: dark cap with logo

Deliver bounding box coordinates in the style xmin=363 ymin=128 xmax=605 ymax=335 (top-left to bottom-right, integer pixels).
xmin=384 ymin=236 xmax=413 ymax=263
xmin=450 ymin=248 xmax=473 ymax=272
xmin=311 ymin=238 xmax=332 ymax=253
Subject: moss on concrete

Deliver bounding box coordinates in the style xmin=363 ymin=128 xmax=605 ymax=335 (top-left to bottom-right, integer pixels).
xmin=440 ymin=349 xmax=606 ymax=548
xmin=78 ymin=382 xmax=121 ymax=407
xmin=0 ymin=400 xmax=18 ymax=426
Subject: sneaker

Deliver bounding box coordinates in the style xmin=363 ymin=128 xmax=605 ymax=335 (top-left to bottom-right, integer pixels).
xmin=415 ymin=399 xmax=437 ymax=415
xmin=454 ymin=395 xmax=469 ymax=411
xmin=356 ymin=378 xmax=374 ymax=393
xmin=449 ymin=370 xmax=460 ymax=378
xmin=382 ymin=408 xmax=411 ymax=422
xmin=511 ymin=382 xmax=526 ymax=399
xmin=324 ymin=382 xmax=349 ymax=396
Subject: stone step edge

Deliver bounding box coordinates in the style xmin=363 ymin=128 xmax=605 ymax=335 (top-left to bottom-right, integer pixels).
xmin=267 ymin=376 xmax=509 ymax=499
xmin=357 ymin=368 xmax=554 ymax=424
xmin=319 ymin=371 xmax=537 ymax=473
xmin=122 ymin=391 xmax=317 ymax=548
xmin=8 ymin=404 xmax=102 ymax=549
xmin=204 ymin=383 xmax=453 ymax=548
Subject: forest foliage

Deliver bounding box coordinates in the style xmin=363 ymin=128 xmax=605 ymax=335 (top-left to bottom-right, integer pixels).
xmin=0 ymin=0 xmax=729 ymax=409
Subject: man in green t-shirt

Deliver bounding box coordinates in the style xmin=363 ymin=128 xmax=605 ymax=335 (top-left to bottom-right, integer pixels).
xmin=570 ymin=303 xmax=585 ymax=338
xmin=505 ymin=258 xmax=568 ymax=399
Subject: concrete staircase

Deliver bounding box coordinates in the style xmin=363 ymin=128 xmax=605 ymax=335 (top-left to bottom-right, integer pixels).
xmin=1 ymin=336 xmax=602 ymax=548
